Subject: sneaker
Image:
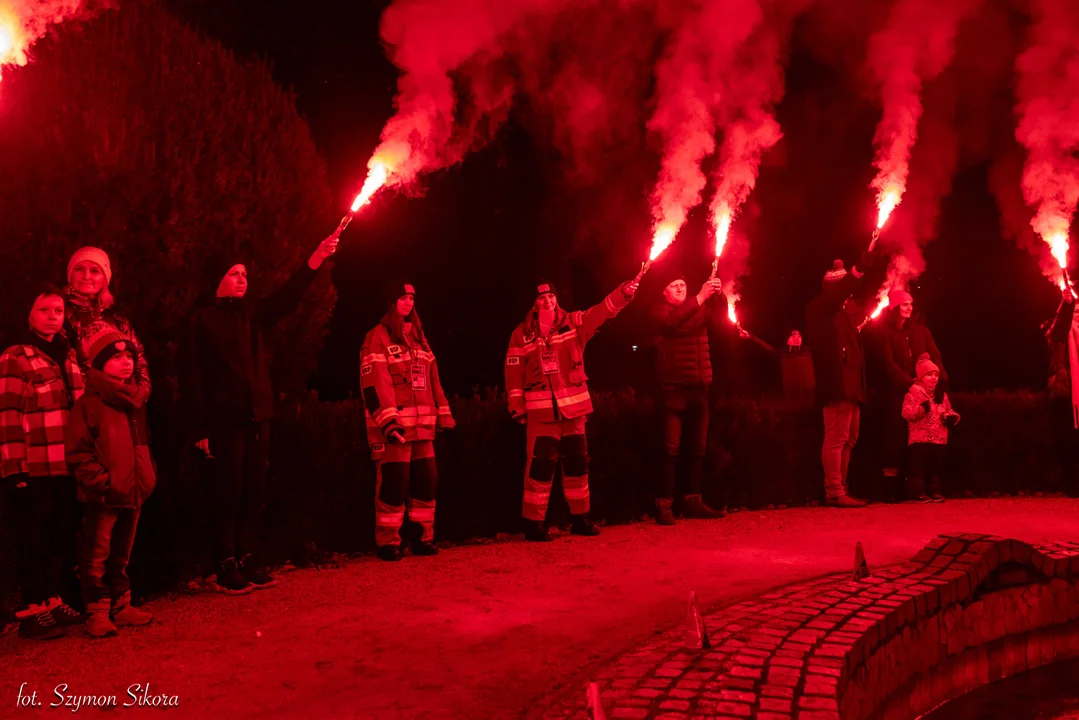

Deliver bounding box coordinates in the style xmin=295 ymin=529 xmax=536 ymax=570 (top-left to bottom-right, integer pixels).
xmin=16 ymin=605 xmax=64 ymax=641
xmin=85 ymin=602 xmax=118 ymax=638
xmin=931 ymin=494 xmax=946 ymax=503
xmin=917 ymin=495 xmax=933 ymax=504
xmin=215 ymin=558 xmax=254 ymax=595
xmin=411 ymin=541 xmax=439 ymax=557
xmin=655 ymin=498 xmax=676 ymax=526
xmin=570 ymin=515 xmax=600 ymax=537
xmin=682 ymin=494 xmax=726 ymax=520
xmin=826 ymin=495 xmax=867 ymax=508
xmin=523 ymin=521 xmax=554 ymax=542
xmin=377 ymin=546 xmax=402 ymax=562
xmin=111 ymin=599 xmax=153 ymax=627
xmin=238 ymin=554 xmax=278 ymax=589
xmin=49 ymin=600 xmax=86 ymax=627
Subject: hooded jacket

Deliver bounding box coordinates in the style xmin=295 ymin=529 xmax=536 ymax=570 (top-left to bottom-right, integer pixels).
xmin=805 ymin=271 xmax=866 ymax=405
xmin=66 ymin=371 xmax=156 ymax=508
xmin=180 ymin=261 xmax=317 ymax=436
xmin=360 ymin=308 xmax=453 ymax=448
xmin=651 ymin=293 xmax=727 ymax=389
xmin=505 ymin=283 xmax=630 ymax=422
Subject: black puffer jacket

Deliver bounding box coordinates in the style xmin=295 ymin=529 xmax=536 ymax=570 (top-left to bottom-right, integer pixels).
xmin=806 ymin=273 xmax=866 ymax=406
xmin=180 ymin=263 xmax=317 ymax=437
xmin=652 ymin=294 xmax=727 ymax=389
xmin=868 ymin=310 xmax=947 ymax=406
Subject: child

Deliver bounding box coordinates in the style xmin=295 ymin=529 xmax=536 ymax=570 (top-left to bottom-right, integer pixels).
xmin=66 ymin=323 xmax=156 ymax=637
xmin=901 ymin=353 xmax=959 ymax=503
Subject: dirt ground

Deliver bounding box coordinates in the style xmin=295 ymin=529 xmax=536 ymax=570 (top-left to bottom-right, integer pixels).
xmin=2 ymin=498 xmax=1078 ymax=719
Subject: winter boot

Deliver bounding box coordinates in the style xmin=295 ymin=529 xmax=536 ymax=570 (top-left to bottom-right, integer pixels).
xmin=85 ymin=601 xmax=118 ymax=638
xmin=655 ymin=498 xmax=676 ymax=526
xmin=411 ymin=541 xmax=439 ymax=557
xmin=16 ymin=604 xmax=64 ymax=640
xmin=523 ymin=520 xmax=553 ymax=542
xmin=570 ymin=515 xmax=600 ymax=537
xmin=215 ymin=558 xmax=254 ymax=595
xmin=825 ymin=494 xmax=867 ymax=508
xmin=377 ymin=545 xmax=402 ymax=561
xmin=682 ymin=494 xmax=726 ymax=519
xmin=238 ymin=554 xmax=278 ymax=589
xmin=111 ymin=593 xmax=153 ymax=627
xmin=48 ymin=597 xmax=85 ymax=627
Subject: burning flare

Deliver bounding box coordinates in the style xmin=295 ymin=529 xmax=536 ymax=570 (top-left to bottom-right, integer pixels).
xmin=876 ymin=187 xmax=901 ymax=230
xmin=727 ymin=296 xmax=738 ymax=325
xmin=649 ymin=224 xmax=677 ymax=262
xmin=870 ymin=294 xmax=890 ymax=320
xmin=349 ymin=161 xmax=390 ymax=213
xmin=1048 ymin=229 xmax=1069 ymax=270
xmin=0 ymin=1 xmax=88 ymax=85
xmin=713 ymin=206 xmax=732 ymax=258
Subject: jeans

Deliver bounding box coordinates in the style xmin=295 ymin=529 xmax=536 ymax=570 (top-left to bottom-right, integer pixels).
xmin=81 ymin=504 xmax=140 ymax=604
xmin=208 ymin=420 xmax=270 ymax=562
xmin=822 ymin=401 xmax=860 ymax=499
xmin=4 ymin=476 xmax=78 ymax=607
xmin=658 ymin=388 xmax=709 ymax=499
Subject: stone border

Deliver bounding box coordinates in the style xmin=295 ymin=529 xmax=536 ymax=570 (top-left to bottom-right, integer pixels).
xmin=532 ymin=534 xmax=1079 ymax=720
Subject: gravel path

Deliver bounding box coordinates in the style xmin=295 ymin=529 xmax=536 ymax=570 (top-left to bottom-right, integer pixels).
xmin=2 ymin=498 xmax=1078 ymax=719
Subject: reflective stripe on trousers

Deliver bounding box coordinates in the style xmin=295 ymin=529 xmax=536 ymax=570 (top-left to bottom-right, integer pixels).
xmin=374 ymin=440 xmax=438 ymax=547
xmin=522 ymin=416 xmax=589 ymax=522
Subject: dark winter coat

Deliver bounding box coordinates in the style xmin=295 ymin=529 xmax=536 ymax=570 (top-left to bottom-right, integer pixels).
xmin=1047 ymin=297 xmax=1075 ymax=400
xmin=63 ymin=288 xmax=150 ymax=408
xmin=66 ymin=371 xmax=156 ymax=508
xmin=180 ymin=264 xmax=317 ymax=437
xmin=868 ymin=311 xmax=947 ymax=407
xmin=651 ymin=294 xmax=727 ymax=389
xmin=805 ymin=273 xmax=866 ymax=406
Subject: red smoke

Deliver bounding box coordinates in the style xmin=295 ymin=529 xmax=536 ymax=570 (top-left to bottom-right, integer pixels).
xmin=0 ymin=0 xmax=92 ymax=83
xmin=867 ymin=0 xmax=981 ymax=249
xmin=646 ymin=0 xmax=762 ymax=259
xmin=1014 ymin=0 xmax=1079 ymax=285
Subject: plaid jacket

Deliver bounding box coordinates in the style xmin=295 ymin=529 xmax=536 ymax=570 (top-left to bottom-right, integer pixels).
xmin=0 ymin=343 xmax=85 ymax=479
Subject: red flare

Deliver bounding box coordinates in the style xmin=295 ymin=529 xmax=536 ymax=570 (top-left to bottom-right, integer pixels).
xmin=349 ymin=161 xmax=390 ymax=213
xmin=713 ymin=206 xmax=732 ymax=259
xmin=876 ymin=187 xmax=901 ymax=230
xmin=870 ymin=294 xmax=890 ymax=320
xmin=726 ymin=297 xmax=738 ymax=325
xmin=649 ymin=224 xmax=677 ymax=262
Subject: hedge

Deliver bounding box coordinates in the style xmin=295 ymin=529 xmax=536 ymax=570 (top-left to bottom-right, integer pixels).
xmin=0 ymin=389 xmax=1068 ymax=614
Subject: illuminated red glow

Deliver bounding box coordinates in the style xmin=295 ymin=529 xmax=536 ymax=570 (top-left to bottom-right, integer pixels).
xmin=649 ymin=224 xmax=677 ymax=262
xmin=876 ymin=187 xmax=901 ymax=230
xmin=870 ymin=294 xmax=890 ymax=320
xmin=713 ymin=205 xmax=732 ymax=259
xmin=727 ymin=297 xmax=738 ymax=325
xmin=349 ymin=161 xmax=390 ymax=213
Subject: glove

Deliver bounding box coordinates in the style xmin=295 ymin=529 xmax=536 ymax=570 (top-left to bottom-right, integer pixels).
xmin=858 ymin=251 xmax=877 ymax=272
xmin=944 ymin=413 xmax=960 ymax=427
xmin=386 ymin=426 xmax=406 ymax=444
xmin=920 ymin=400 xmax=931 ymax=413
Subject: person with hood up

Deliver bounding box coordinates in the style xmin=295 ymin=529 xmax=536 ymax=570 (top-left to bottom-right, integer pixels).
xmin=0 ymin=285 xmax=85 ymax=639
xmin=63 ymin=247 xmax=150 ymax=407
xmin=900 ymin=353 xmax=959 ymax=502
xmin=866 ymin=288 xmax=946 ymax=497
xmin=66 ymin=322 xmax=157 ymax=638
xmin=360 ymin=281 xmax=455 ymax=562
xmin=1045 ymin=286 xmax=1079 ymax=496
xmin=805 ymin=252 xmax=878 ymax=508
xmin=505 ymin=275 xmax=638 ymax=542
xmin=179 ymin=235 xmax=339 ymax=593
xmin=650 ymin=270 xmax=726 ymax=525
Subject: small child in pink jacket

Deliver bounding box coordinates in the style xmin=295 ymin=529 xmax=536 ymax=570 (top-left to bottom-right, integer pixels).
xmin=901 ymin=353 xmax=960 ymax=503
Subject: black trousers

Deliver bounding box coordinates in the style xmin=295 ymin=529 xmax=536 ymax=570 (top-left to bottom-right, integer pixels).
xmin=4 ymin=475 xmax=78 ymax=608
xmin=906 ymin=443 xmax=944 ymax=498
xmin=208 ymin=420 xmax=270 ymax=563
xmin=658 ymin=388 xmax=709 ymax=499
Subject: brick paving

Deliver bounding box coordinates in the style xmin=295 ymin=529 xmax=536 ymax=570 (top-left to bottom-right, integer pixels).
xmin=533 ymin=533 xmax=1079 ymax=720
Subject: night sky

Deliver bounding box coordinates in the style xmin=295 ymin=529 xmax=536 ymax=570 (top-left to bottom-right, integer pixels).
xmin=167 ymin=0 xmax=1062 ymax=398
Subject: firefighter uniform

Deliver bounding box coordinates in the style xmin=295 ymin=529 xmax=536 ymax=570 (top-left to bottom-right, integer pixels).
xmin=505 ymin=282 xmax=633 ymax=524
xmin=361 ymin=301 xmax=454 ymax=550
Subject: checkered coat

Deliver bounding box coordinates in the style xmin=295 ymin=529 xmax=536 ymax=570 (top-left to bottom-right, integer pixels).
xmin=0 ymin=343 xmax=84 ymax=479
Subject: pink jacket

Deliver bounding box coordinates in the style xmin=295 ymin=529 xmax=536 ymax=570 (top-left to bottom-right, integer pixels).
xmin=901 ymin=382 xmax=959 ymax=445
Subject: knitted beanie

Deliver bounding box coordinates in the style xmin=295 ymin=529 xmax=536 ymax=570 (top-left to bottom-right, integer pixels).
xmin=535 ymin=280 xmax=558 ymax=300
xmin=67 ymin=247 xmax=113 ymax=286
xmin=822 ymin=260 xmax=847 ymax=289
xmin=83 ymin=322 xmax=134 ymax=371
xmin=915 ymin=352 xmax=939 ymax=380
xmin=384 ymin=279 xmax=416 ymax=308
xmin=888 ymin=288 xmax=913 ymax=307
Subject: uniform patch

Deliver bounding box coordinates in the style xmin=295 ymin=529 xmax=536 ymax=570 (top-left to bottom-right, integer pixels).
xmin=523 ymin=333 xmax=536 ymax=344
xmin=387 ymin=345 xmax=402 ymax=355
xmin=371 ymin=443 xmax=385 ymax=453
xmin=506 ymin=357 xmax=520 ymax=366
xmin=361 ymin=364 xmax=373 ymax=376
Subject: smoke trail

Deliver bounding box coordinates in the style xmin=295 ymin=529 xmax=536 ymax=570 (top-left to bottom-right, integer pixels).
xmin=1014 ymin=0 xmax=1079 ymax=283
xmin=866 ymin=0 xmax=981 ymax=234
xmin=0 ymin=0 xmax=94 ymax=83
xmin=646 ymin=0 xmax=762 ymax=257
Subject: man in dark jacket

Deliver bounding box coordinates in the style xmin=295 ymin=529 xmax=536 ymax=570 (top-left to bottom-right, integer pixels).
xmin=805 ymin=255 xmax=877 ymax=508
xmin=650 ymin=270 xmax=727 ymax=525
xmin=1045 ymin=287 xmax=1079 ymax=496
xmin=180 ymin=236 xmax=338 ymax=594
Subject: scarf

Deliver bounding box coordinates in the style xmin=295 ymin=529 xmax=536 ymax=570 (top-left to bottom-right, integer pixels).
xmin=1068 ymin=306 xmax=1079 ymax=429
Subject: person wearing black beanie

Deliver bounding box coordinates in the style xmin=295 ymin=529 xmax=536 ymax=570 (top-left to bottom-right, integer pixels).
xmin=179 ymin=234 xmax=339 ymax=594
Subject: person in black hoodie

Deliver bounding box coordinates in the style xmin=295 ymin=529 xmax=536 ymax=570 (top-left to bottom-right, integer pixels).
xmin=805 ymin=253 xmax=878 ymax=508
xmin=180 ymin=235 xmax=338 ymax=594
xmin=650 ymin=270 xmax=727 ymax=525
